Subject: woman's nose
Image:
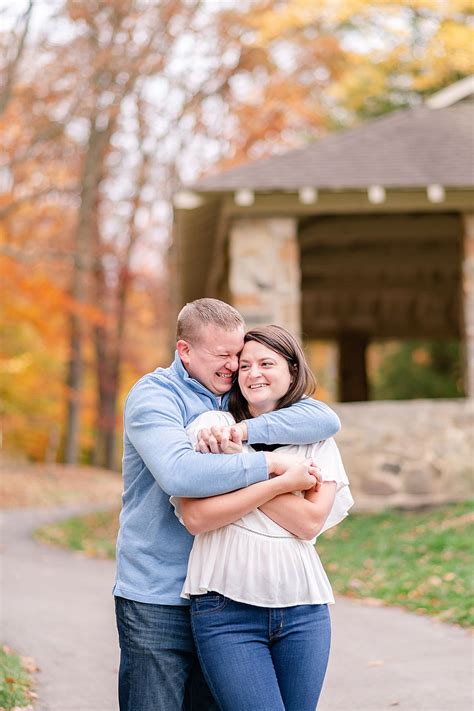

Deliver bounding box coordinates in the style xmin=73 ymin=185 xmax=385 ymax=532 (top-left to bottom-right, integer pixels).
xmin=249 ymin=363 xmax=261 ymax=377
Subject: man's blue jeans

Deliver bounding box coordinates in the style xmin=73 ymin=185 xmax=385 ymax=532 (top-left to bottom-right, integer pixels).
xmin=190 ymin=594 xmax=331 ymax=711
xmin=115 ymin=596 xmax=219 ymax=711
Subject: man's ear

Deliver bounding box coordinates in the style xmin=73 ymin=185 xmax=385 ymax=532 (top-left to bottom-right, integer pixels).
xmin=176 ymin=339 xmax=191 ymax=365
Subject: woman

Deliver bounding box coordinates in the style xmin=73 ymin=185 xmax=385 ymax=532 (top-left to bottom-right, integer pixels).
xmin=171 ymin=326 xmax=353 ymax=711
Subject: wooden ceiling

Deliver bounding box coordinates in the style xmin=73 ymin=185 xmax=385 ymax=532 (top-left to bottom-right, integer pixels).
xmin=300 ymin=213 xmax=462 ymax=339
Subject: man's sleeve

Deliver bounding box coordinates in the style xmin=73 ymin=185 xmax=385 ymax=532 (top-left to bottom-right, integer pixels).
xmin=245 ymin=398 xmax=340 ymax=446
xmin=124 ymin=377 xmax=268 ymax=498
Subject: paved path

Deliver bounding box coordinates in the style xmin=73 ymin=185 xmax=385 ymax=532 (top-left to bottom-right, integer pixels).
xmin=2 ymin=507 xmax=473 ymax=711
xmin=2 ymin=506 xmax=118 ymax=711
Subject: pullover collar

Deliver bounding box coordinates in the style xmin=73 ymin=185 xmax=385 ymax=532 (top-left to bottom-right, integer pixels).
xmin=170 ymin=351 xmax=229 ymax=408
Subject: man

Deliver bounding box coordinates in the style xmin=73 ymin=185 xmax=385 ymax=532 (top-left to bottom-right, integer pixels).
xmin=114 ymin=298 xmax=340 ymax=710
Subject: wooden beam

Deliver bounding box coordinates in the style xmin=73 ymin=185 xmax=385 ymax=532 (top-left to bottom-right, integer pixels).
xmin=301 ymin=262 xmax=461 ymax=283
xmin=300 ymin=241 xmax=459 ymax=263
xmin=303 ymin=294 xmax=460 ymax=334
xmin=303 ymin=322 xmax=459 ymax=339
xmin=301 ymin=286 xmax=460 ymax=301
xmin=220 ymin=190 xmax=474 ymax=218
xmin=298 ymin=213 xmax=462 ymax=247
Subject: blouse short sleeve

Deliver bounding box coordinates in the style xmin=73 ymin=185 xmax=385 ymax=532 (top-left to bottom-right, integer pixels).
xmin=308 ymin=438 xmax=354 ymax=536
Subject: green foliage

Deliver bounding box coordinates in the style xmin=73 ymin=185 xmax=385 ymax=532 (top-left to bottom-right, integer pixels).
xmin=0 ymin=646 xmax=32 ymax=710
xmin=317 ymin=500 xmax=474 ymax=627
xmin=371 ymin=340 xmax=463 ymax=400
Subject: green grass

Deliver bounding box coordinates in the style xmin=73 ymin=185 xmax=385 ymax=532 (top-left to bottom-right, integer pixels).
xmin=317 ymin=499 xmax=474 ymax=627
xmin=35 ymin=510 xmax=119 ymax=560
xmin=0 ymin=646 xmax=33 ymax=710
xmin=36 ymin=500 xmax=474 ymax=627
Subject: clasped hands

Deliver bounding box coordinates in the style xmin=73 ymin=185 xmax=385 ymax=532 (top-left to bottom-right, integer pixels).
xmin=196 ymin=424 xmax=247 ymax=454
xmin=196 ymin=425 xmax=322 ymax=493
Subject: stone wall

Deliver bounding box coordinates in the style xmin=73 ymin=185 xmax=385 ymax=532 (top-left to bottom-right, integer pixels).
xmin=332 ymin=399 xmax=473 ymax=511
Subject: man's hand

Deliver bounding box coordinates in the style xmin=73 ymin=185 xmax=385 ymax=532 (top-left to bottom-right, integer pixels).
xmin=196 ymin=423 xmax=247 ymax=454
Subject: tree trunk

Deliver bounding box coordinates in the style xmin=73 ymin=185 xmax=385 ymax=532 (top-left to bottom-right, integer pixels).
xmin=64 ymin=308 xmax=83 ymax=463
xmin=92 ymin=266 xmax=129 ymax=471
xmin=63 ymin=120 xmax=112 ymax=463
xmin=92 ymin=111 xmax=151 ymax=470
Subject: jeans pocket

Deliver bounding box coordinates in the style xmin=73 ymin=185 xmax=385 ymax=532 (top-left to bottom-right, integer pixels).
xmin=191 ymin=593 xmax=227 ymax=615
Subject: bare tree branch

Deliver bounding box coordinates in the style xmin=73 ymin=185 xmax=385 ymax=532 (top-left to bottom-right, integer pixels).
xmin=0 ymin=0 xmax=34 ymax=115
xmin=0 ymin=244 xmax=73 ymax=263
xmin=0 ymin=186 xmax=77 ymax=219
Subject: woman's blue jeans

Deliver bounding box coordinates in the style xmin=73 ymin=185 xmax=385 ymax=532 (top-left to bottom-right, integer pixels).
xmin=190 ymin=593 xmax=331 ymax=711
xmin=115 ymin=596 xmax=219 ymax=711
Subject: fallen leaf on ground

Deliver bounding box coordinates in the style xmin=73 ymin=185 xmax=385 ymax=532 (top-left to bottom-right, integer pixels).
xmin=361 ymin=597 xmax=385 ymax=607
xmin=0 ymin=462 xmax=122 ymax=508
xmin=20 ymin=656 xmax=39 ymax=673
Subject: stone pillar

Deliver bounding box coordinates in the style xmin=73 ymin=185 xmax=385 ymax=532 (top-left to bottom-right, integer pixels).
xmin=461 ymin=213 xmax=474 ymax=398
xmin=229 ymin=218 xmax=301 ymax=338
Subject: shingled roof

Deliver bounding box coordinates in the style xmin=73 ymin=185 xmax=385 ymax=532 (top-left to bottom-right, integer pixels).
xmin=190 ymin=102 xmax=474 ymax=192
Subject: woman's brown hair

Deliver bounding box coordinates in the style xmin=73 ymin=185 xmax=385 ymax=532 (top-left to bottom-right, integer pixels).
xmin=228 ymin=325 xmax=317 ymax=422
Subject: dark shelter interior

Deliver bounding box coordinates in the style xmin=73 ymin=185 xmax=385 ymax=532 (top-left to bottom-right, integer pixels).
xmin=299 ymin=213 xmax=462 ymax=401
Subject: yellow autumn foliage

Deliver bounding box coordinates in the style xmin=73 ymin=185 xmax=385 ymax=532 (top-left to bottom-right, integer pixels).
xmin=253 ymin=0 xmax=473 ymax=116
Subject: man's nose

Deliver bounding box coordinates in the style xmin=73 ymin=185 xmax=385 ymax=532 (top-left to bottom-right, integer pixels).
xmin=227 ymin=355 xmax=239 ymax=371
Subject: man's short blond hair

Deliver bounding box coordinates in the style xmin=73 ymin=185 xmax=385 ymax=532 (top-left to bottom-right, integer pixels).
xmin=176 ymin=298 xmax=245 ymax=343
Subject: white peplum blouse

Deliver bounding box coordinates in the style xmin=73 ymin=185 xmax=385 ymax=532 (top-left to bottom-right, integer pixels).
xmin=171 ymin=410 xmax=354 ymax=608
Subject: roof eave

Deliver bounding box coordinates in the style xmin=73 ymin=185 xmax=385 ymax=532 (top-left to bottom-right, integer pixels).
xmin=174 ymin=186 xmax=474 ymax=216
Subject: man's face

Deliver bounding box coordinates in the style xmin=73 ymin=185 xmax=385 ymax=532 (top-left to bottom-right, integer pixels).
xmin=177 ymin=325 xmax=245 ymax=395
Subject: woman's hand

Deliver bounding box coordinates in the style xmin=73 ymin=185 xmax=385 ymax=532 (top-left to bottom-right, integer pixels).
xmin=196 ymin=424 xmax=246 ymax=454
xmin=278 ymin=460 xmax=321 ymax=494
xmin=265 ymin=452 xmax=320 ymax=489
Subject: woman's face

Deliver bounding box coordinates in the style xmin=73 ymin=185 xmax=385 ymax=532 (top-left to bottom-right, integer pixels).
xmin=238 ymin=340 xmax=292 ymax=416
